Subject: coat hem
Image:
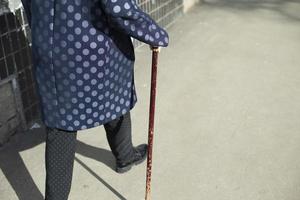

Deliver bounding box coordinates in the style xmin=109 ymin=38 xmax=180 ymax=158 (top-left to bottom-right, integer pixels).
xmin=44 ymin=100 xmax=138 ymax=132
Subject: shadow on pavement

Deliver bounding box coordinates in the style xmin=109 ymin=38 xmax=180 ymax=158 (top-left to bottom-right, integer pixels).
xmin=202 ymin=0 xmax=300 ymax=21
xmin=0 ymin=128 xmax=45 ymax=200
xmin=75 ymin=157 xmax=127 ymax=200
xmin=0 ymin=126 xmax=125 ymax=199
xmin=76 ymin=141 xmax=115 ymax=171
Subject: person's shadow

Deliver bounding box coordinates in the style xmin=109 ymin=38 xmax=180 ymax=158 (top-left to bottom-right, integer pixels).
xmin=76 ymin=140 xmax=115 ymax=171
xmin=0 ymin=128 xmax=45 ymax=200
xmin=0 ymin=125 xmax=126 ymax=200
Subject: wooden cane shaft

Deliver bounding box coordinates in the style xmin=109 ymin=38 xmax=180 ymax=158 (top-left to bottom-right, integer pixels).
xmin=145 ymin=49 xmax=159 ymax=200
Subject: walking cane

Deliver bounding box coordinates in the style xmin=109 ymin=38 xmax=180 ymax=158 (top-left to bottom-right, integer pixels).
xmin=145 ymin=46 xmax=160 ymax=200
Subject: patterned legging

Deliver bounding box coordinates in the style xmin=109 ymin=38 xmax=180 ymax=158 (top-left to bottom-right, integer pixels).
xmin=45 ymin=112 xmax=134 ymax=200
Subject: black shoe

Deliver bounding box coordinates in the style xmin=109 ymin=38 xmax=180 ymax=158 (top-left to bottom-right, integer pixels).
xmin=116 ymin=144 xmax=148 ymax=173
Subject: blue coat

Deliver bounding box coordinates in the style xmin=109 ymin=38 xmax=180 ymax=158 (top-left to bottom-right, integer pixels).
xmin=21 ymin=0 xmax=169 ymax=131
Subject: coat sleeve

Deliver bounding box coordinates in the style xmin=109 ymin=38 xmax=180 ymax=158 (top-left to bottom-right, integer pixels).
xmin=21 ymin=0 xmax=32 ymax=28
xmin=100 ymin=0 xmax=169 ymax=47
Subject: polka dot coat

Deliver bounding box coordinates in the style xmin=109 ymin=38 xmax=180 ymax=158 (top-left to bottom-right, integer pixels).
xmin=21 ymin=0 xmax=169 ymax=131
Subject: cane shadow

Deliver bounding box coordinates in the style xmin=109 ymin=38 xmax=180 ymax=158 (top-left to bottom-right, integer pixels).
xmin=75 ymin=141 xmax=128 ymax=199
xmin=76 ymin=140 xmax=115 ymax=171
xmin=0 ymin=128 xmax=45 ymax=200
xmin=74 ymin=156 xmax=127 ymax=200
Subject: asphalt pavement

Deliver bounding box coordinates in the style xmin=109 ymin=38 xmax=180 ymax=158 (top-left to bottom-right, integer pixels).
xmin=1 ymin=1 xmax=300 ymax=199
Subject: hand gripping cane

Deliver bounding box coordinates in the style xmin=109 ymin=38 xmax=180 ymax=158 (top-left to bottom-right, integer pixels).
xmin=145 ymin=47 xmax=160 ymax=200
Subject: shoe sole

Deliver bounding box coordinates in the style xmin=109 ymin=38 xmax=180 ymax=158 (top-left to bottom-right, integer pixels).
xmin=116 ymin=153 xmax=147 ymax=174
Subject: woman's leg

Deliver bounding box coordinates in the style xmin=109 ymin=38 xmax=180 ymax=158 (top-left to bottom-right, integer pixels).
xmin=104 ymin=112 xmax=147 ymax=173
xmin=103 ymin=112 xmax=135 ymax=163
xmin=45 ymin=127 xmax=77 ymax=200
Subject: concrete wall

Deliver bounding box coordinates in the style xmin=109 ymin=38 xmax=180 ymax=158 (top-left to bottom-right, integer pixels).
xmin=0 ymin=0 xmax=9 ymax=14
xmin=0 ymin=81 xmax=19 ymax=145
xmin=183 ymin=0 xmax=200 ymax=12
xmin=1 ymin=0 xmax=22 ymax=14
xmin=8 ymin=0 xmax=21 ymax=10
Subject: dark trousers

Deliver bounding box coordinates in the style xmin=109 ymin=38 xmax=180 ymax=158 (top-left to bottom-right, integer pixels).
xmin=45 ymin=112 xmax=135 ymax=200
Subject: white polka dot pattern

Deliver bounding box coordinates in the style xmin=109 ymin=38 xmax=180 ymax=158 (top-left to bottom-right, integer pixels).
xmin=23 ymin=0 xmax=169 ymax=131
xmin=101 ymin=0 xmax=169 ymax=47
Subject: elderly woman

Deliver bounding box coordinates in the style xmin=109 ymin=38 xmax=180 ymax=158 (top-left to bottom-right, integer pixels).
xmin=21 ymin=0 xmax=169 ymax=199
